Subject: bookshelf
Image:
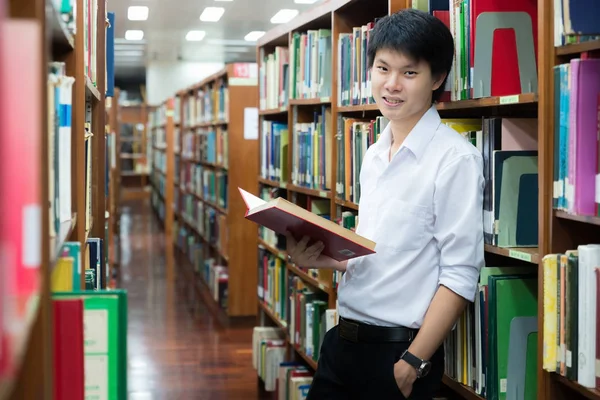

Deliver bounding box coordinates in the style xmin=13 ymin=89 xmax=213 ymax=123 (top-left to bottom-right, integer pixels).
xmin=1 ymin=0 xmax=112 ymax=397
xmin=106 ymin=87 xmax=120 ymax=284
xmin=120 ymin=103 xmax=151 ymax=200
xmin=170 ymin=63 xmax=260 ymax=319
xmin=252 ymin=0 xmax=600 ymax=399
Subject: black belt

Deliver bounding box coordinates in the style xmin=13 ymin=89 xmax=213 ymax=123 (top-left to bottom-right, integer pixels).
xmin=338 ymin=317 xmax=418 ymax=343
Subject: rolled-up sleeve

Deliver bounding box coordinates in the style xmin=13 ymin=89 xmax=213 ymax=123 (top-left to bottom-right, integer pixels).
xmin=434 ymin=153 xmax=485 ymax=302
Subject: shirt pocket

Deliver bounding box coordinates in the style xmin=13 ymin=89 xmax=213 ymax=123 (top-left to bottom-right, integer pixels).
xmin=372 ymin=199 xmax=431 ymax=252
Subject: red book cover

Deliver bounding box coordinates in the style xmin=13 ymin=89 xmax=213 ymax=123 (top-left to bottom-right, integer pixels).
xmin=0 ymin=18 xmax=42 ymax=378
xmin=239 ymin=188 xmax=375 ymax=261
xmin=53 ymin=299 xmax=85 ymax=400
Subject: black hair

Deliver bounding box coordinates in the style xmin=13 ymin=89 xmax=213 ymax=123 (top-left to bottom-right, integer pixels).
xmin=367 ymin=8 xmax=454 ymax=103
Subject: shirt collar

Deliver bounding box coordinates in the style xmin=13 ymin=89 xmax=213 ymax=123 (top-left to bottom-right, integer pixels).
xmin=375 ymin=105 xmax=441 ymax=162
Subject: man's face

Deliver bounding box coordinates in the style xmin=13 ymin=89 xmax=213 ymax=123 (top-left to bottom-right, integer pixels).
xmin=370 ymin=48 xmax=443 ymax=123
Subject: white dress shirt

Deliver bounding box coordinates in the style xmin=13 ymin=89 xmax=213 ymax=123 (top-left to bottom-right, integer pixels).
xmin=337 ymin=105 xmax=485 ymax=329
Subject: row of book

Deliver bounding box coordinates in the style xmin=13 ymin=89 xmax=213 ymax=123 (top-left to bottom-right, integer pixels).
xmin=260 ymin=0 xmax=544 ymax=110
xmin=335 ymin=115 xmax=388 ymax=203
xmin=178 ymin=82 xmax=230 ymax=127
xmin=180 ymin=195 xmax=228 ymax=252
xmin=542 ymin=244 xmax=600 ymax=389
xmin=445 ymin=117 xmax=538 ymax=248
xmin=552 ymin=58 xmax=600 ymax=217
xmin=253 ymin=326 xmax=316 ymax=398
xmin=181 ymin=127 xmax=229 ymax=168
xmin=175 ymin=231 xmax=228 ymax=310
xmin=180 ymin=164 xmax=227 ymax=210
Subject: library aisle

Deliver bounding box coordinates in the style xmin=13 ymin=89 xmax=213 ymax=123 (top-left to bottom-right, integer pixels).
xmin=119 ymin=199 xmax=260 ymax=399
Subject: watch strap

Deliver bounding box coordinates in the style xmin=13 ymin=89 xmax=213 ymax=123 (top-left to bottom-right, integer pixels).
xmin=400 ymin=350 xmax=423 ymax=369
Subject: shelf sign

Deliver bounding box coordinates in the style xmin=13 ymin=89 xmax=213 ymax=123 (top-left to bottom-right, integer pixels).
xmin=232 ymin=63 xmax=258 ymax=79
xmin=508 ymin=249 xmax=532 ymax=262
xmin=499 ymin=95 xmax=519 ymax=105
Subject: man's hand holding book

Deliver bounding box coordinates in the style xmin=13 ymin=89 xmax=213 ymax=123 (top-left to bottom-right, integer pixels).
xmin=285 ymin=231 xmax=348 ymax=272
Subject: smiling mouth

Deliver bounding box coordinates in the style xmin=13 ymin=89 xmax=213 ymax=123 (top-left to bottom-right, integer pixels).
xmin=382 ymin=97 xmax=404 ymax=106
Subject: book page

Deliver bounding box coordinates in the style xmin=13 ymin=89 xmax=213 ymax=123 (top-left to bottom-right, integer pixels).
xmin=238 ymin=187 xmax=266 ymax=210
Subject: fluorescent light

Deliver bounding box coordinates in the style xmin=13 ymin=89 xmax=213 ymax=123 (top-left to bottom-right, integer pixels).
xmin=270 ymin=9 xmax=299 ymax=24
xmin=294 ymin=0 xmax=318 ymax=3
xmin=127 ymin=6 xmax=149 ymax=21
xmin=244 ymin=31 xmax=265 ymax=42
xmin=115 ymin=50 xmax=145 ymax=57
xmin=186 ymin=30 xmax=206 ymax=41
xmin=199 ymin=7 xmax=225 ymax=22
xmin=125 ymin=30 xmax=144 ymax=40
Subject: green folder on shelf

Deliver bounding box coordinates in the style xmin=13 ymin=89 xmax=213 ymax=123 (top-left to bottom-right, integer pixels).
xmin=487 ymin=274 xmax=538 ymax=400
xmin=53 ymin=290 xmax=128 ymax=400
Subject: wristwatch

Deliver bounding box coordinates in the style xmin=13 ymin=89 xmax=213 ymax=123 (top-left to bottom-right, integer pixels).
xmin=400 ymin=350 xmax=431 ymax=378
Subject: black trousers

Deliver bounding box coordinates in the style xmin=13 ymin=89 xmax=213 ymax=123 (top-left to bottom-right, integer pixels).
xmin=306 ymin=325 xmax=445 ymax=400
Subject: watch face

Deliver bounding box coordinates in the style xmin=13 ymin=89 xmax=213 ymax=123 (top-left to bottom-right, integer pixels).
xmin=419 ymin=361 xmax=432 ymax=377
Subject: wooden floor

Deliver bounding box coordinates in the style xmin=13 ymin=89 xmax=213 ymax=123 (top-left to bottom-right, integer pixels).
xmin=117 ymin=199 xmax=263 ymax=399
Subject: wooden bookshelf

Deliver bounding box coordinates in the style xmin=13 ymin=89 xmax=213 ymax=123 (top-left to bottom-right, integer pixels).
xmin=538 ymin=0 xmax=600 ymax=398
xmin=250 ymin=0 xmax=600 ymax=399
xmin=119 ymin=103 xmax=151 ymax=200
xmin=149 ymin=63 xmax=260 ymax=319
xmin=2 ymin=0 xmax=110 ymax=397
xmin=106 ymin=88 xmax=121 ymax=285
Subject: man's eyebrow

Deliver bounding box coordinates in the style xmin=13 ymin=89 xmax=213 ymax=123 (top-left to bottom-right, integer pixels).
xmin=374 ymin=58 xmax=417 ymax=69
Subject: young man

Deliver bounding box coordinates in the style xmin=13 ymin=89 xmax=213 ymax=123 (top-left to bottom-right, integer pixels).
xmin=285 ymin=8 xmax=485 ymax=400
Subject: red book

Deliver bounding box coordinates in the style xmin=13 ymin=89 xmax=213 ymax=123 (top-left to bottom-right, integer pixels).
xmin=239 ymin=188 xmax=376 ymax=261
xmin=53 ymin=299 xmax=85 ymax=400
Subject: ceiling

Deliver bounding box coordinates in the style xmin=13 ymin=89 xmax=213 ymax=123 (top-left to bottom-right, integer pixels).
xmin=108 ymin=0 xmax=324 ymax=79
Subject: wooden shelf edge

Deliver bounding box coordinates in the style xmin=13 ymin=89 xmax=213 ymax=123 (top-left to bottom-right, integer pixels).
xmin=337 ymin=103 xmax=380 ymax=113
xmin=258 ymin=238 xmax=287 ymax=260
xmin=258 ymin=300 xmax=288 ymax=332
xmin=290 ymin=97 xmax=331 ymax=106
xmin=287 ymin=263 xmax=332 ymax=294
xmin=556 ymin=39 xmax=600 ymax=55
xmin=49 ymin=213 xmax=78 ymax=266
xmin=436 ymin=93 xmax=538 ymax=110
xmin=258 ymin=176 xmax=287 ymax=189
xmin=441 ymin=375 xmax=484 ymax=400
xmin=334 ymin=197 xmax=359 ymax=211
xmin=336 ymin=93 xmax=537 ymax=113
xmin=484 ymin=244 xmax=539 ymax=264
xmin=551 ymin=372 xmax=600 ymax=400
xmin=85 ymin=76 xmax=101 ymax=101
xmin=287 ymin=184 xmax=331 ymax=199
xmin=555 ymin=210 xmax=600 ymax=226
xmin=259 ymin=106 xmax=288 ymax=115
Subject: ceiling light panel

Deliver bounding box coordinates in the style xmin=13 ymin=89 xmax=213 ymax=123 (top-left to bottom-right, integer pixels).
xmin=125 ymin=30 xmax=144 ymax=40
xmin=294 ymin=0 xmax=318 ymax=3
xmin=244 ymin=31 xmax=265 ymax=41
xmin=186 ymin=30 xmax=206 ymax=41
xmin=270 ymin=9 xmax=299 ymax=24
xmin=199 ymin=7 xmax=225 ymax=22
xmin=127 ymin=6 xmax=149 ymax=21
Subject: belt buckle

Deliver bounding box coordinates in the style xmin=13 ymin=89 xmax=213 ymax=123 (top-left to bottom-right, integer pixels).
xmin=340 ymin=319 xmax=359 ymax=342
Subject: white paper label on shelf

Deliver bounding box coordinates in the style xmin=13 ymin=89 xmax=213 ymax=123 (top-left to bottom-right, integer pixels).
xmin=499 ymin=95 xmax=519 ymax=104
xmin=23 ymin=204 xmax=41 ymax=268
xmin=243 ymin=107 xmax=259 ymax=140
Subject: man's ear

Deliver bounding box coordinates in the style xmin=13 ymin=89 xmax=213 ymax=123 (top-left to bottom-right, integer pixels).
xmin=432 ymin=72 xmax=447 ymax=91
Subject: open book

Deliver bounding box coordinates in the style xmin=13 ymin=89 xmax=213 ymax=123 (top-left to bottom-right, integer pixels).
xmin=239 ymin=187 xmax=376 ymax=261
